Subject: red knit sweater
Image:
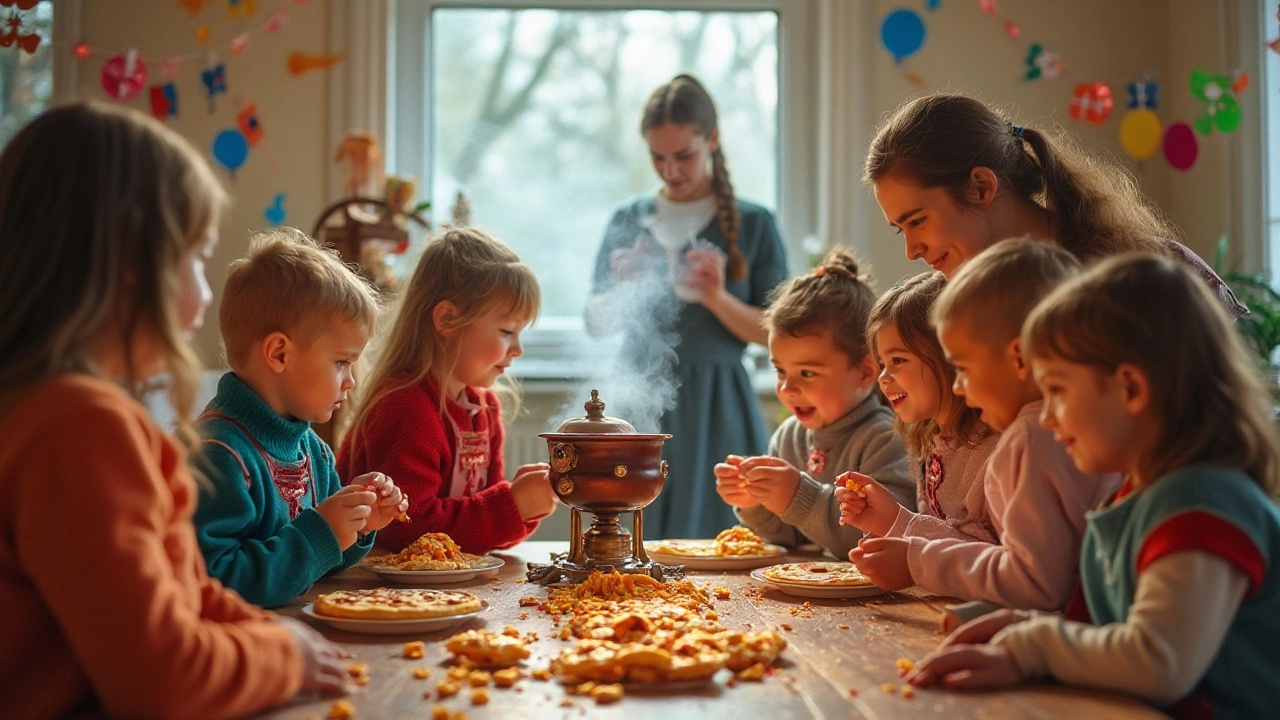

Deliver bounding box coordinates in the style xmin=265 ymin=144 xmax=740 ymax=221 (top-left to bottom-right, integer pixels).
xmin=336 ymin=376 xmax=537 ymax=554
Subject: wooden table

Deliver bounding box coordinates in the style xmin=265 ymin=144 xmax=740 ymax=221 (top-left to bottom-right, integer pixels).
xmin=257 ymin=541 xmax=1165 ymax=720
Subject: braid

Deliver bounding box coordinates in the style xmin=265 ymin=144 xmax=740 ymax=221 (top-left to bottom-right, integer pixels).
xmin=710 ymin=144 xmax=745 ymax=281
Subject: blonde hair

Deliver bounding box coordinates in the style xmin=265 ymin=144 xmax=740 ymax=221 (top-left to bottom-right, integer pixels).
xmin=865 ymin=93 xmax=1172 ymax=262
xmin=220 ymin=227 xmax=380 ymax=370
xmin=641 ymin=74 xmax=746 ymax=281
xmin=0 ymin=101 xmax=226 ymax=452
xmin=1024 ymin=253 xmax=1280 ymax=495
xmin=933 ymin=238 xmax=1082 ymax=350
xmin=765 ymin=247 xmax=876 ymax=364
xmin=867 ymin=271 xmax=990 ymax=458
xmin=346 ymin=227 xmax=540 ymax=442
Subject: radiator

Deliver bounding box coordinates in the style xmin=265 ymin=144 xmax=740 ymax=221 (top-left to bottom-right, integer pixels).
xmin=504 ymin=431 xmax=548 ymax=472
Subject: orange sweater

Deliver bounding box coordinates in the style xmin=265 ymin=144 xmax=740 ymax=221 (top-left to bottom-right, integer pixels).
xmin=0 ymin=375 xmax=303 ymax=719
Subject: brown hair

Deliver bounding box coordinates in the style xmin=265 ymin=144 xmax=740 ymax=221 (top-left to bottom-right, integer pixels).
xmin=1024 ymin=253 xmax=1279 ymax=495
xmin=765 ymin=247 xmax=876 ymax=364
xmin=345 ymin=226 xmax=540 ymax=443
xmin=0 ymin=101 xmax=226 ymax=452
xmin=641 ymin=74 xmax=745 ymax=281
xmin=865 ymin=93 xmax=1172 ymax=262
xmin=220 ymin=227 xmax=380 ymax=371
xmin=867 ymin=271 xmax=990 ymax=458
xmin=933 ymin=237 xmax=1082 ymax=350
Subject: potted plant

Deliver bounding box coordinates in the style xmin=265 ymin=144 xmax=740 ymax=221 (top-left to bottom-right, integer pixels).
xmin=1213 ymin=235 xmax=1280 ymax=393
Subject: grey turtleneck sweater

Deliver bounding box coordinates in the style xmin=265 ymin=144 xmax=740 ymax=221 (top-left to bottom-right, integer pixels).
xmin=734 ymin=393 xmax=915 ymax=559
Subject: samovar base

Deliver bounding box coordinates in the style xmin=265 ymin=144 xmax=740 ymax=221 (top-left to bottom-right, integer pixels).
xmin=526 ymin=552 xmax=685 ymax=585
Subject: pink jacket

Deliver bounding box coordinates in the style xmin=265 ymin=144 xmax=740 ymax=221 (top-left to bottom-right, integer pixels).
xmin=906 ymin=401 xmax=1123 ymax=611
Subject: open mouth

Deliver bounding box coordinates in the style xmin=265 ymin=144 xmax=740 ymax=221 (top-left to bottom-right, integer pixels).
xmin=886 ymin=392 xmax=907 ymax=408
xmin=792 ymin=406 xmax=816 ymax=422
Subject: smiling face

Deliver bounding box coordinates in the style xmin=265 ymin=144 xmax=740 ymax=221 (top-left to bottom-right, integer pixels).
xmin=937 ymin=319 xmax=1034 ymax=432
xmin=278 ymin=318 xmax=370 ymax=424
xmin=874 ymin=322 xmax=943 ymax=424
xmin=1032 ymin=355 xmax=1139 ymax=475
xmin=873 ymin=175 xmax=994 ymax=279
xmin=643 ymin=122 xmax=716 ymax=202
xmin=770 ymin=330 xmax=875 ymax=430
xmin=446 ymin=303 xmax=530 ymax=399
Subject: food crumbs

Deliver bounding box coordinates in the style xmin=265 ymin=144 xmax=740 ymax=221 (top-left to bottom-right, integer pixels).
xmin=413 ymin=667 xmax=432 ymax=679
xmin=326 ymin=699 xmax=356 ymax=720
xmin=403 ymin=641 xmax=425 ymax=659
xmin=470 ymin=688 xmax=489 ymax=705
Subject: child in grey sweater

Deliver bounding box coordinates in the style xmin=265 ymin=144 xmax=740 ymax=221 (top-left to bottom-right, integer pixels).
xmin=715 ymin=249 xmax=915 ymax=559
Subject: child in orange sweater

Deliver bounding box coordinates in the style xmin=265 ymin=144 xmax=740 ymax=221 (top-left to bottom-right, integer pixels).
xmin=0 ymin=103 xmax=342 ymax=719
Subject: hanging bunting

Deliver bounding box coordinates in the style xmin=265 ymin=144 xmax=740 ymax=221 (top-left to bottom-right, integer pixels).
xmin=178 ymin=0 xmax=207 ymax=15
xmin=200 ymin=57 xmax=227 ymax=113
xmin=264 ymin=193 xmax=287 ymax=226
xmin=1127 ymin=75 xmax=1159 ymax=109
xmin=230 ymin=32 xmax=249 ymax=56
xmin=1190 ymin=69 xmax=1242 ymax=135
xmin=1069 ymin=83 xmax=1114 ymax=125
xmin=196 ymin=25 xmax=210 ymax=43
xmin=211 ymin=128 xmax=250 ymax=175
xmin=237 ymin=103 xmax=264 ymax=145
xmin=1023 ymin=44 xmax=1065 ymax=81
xmin=73 ymin=42 xmax=91 ymax=60
xmin=1163 ymin=122 xmax=1199 ymax=171
xmin=227 ymin=0 xmax=258 ymax=19
xmin=150 ymin=83 xmax=178 ymax=120
xmin=264 ymin=9 xmax=287 ymax=32
xmin=0 ymin=10 xmax=40 ymax=53
xmin=287 ymin=51 xmax=344 ymax=75
xmin=102 ymin=50 xmax=147 ymax=102
xmin=978 ymin=0 xmax=997 ymax=14
xmin=1003 ymin=20 xmax=1020 ymax=40
xmin=879 ymin=9 xmax=927 ymax=64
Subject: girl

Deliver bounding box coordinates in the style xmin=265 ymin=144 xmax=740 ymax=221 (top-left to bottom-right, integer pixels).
xmin=864 ymin=93 xmax=1244 ymax=318
xmin=0 ymin=103 xmax=343 ymax=719
xmin=906 ymin=253 xmax=1280 ymax=719
xmin=714 ymin=249 xmax=915 ymax=559
xmin=585 ymin=74 xmax=789 ymax=539
xmin=337 ymin=227 xmax=558 ymax=554
xmin=836 ymin=271 xmax=999 ymax=547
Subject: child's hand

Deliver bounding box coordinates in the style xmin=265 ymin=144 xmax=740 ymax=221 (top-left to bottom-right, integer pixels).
xmin=834 ymin=472 xmax=902 ymax=537
xmin=352 ymin=472 xmax=407 ymax=533
xmin=275 ymin=616 xmax=348 ymax=694
xmin=738 ymin=456 xmax=801 ymax=515
xmin=315 ymin=485 xmax=376 ymax=550
xmin=714 ymin=454 xmax=755 ymax=508
xmin=848 ymin=536 xmax=913 ymax=591
xmin=903 ymin=643 xmax=1025 ymax=690
xmin=510 ymin=462 xmax=558 ymax=522
xmin=940 ymin=609 xmax=1025 ymax=647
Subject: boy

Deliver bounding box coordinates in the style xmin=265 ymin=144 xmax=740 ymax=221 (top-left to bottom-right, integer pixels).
xmin=847 ymin=239 xmax=1122 ymax=611
xmin=194 ymin=228 xmax=406 ymax=608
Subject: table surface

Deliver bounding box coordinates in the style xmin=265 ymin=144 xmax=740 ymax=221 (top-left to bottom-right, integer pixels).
xmin=255 ymin=541 xmax=1166 ymax=720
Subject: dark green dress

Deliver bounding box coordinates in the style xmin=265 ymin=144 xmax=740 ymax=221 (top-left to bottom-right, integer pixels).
xmin=590 ymin=196 xmax=788 ymax=539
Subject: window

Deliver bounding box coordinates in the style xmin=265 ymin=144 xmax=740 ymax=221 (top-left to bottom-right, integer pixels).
xmin=390 ymin=1 xmax=810 ymax=350
xmin=1267 ymin=4 xmax=1280 ymax=267
xmin=0 ymin=2 xmax=54 ymax=149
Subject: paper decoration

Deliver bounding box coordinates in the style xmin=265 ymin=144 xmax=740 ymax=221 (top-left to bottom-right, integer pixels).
xmin=1119 ymin=109 xmax=1162 ymax=160
xmin=102 ymin=51 xmax=146 ymax=101
xmin=1069 ymin=83 xmax=1113 ymax=125
xmin=1190 ymin=69 xmax=1242 ymax=134
xmin=1003 ymin=20 xmax=1020 ymax=40
xmin=150 ymin=83 xmax=178 ymax=120
xmin=237 ymin=103 xmax=264 ymax=145
xmin=926 ymin=0 xmax=941 ymax=11
xmin=178 ymin=0 xmax=207 ymax=15
xmin=160 ymin=57 xmax=182 ymax=79
xmin=1163 ymin=122 xmax=1198 ymax=171
xmin=1024 ymin=44 xmax=1065 ymax=81
xmin=264 ymin=9 xmax=287 ymax=32
xmin=264 ymin=193 xmax=286 ymax=226
xmin=0 ymin=10 xmax=40 ymax=53
xmin=231 ymin=32 xmax=248 ymax=56
xmin=212 ymin=129 xmax=249 ymax=174
xmin=879 ymin=9 xmax=927 ymax=64
xmin=200 ymin=61 xmax=226 ymax=111
xmin=287 ymin=51 xmax=344 ymax=75
xmin=196 ymin=25 xmax=210 ymax=43
xmin=73 ymin=42 xmax=91 ymax=60
xmin=979 ymin=0 xmax=997 ymax=14
xmin=0 ymin=0 xmax=41 ymax=9
xmin=1126 ymin=76 xmax=1159 ymax=109
xmin=228 ymin=0 xmax=258 ymax=20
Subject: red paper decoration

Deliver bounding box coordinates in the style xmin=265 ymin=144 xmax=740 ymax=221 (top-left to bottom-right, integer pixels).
xmin=1069 ymin=83 xmax=1114 ymax=125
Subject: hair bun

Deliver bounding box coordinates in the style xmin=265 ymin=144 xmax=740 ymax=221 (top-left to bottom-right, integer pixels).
xmin=816 ymin=247 xmax=866 ymax=282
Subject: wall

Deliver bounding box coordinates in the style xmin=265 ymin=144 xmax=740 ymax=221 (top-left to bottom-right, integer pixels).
xmin=72 ymin=0 xmax=334 ymax=365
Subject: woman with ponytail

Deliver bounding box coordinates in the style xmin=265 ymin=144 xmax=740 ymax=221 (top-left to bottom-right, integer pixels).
xmin=864 ymin=93 xmax=1244 ymax=318
xmin=585 ymin=74 xmax=788 ymax=539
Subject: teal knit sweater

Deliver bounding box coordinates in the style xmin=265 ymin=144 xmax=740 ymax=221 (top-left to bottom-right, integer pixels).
xmin=193 ymin=372 xmax=373 ymax=608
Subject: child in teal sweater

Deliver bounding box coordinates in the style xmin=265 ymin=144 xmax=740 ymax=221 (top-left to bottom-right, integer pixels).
xmin=194 ymin=228 xmax=406 ymax=608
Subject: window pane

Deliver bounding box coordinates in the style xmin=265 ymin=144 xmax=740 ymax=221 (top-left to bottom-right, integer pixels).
xmin=430 ymin=8 xmax=779 ymax=318
xmin=0 ymin=3 xmax=53 ymax=149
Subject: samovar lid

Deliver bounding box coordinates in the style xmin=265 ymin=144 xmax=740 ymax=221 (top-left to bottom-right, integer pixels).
xmin=552 ymin=389 xmax=637 ymax=434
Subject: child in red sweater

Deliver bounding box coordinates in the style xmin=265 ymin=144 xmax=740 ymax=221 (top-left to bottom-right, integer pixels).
xmin=337 ymin=227 xmax=558 ymax=553
xmin=0 ymin=103 xmax=343 ymax=719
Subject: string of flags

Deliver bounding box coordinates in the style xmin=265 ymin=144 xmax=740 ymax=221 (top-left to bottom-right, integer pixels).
xmin=876 ymin=0 xmax=1259 ymax=172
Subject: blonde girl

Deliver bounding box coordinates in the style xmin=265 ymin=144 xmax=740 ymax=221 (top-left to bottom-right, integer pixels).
xmin=907 ymin=253 xmax=1280 ymax=719
xmin=836 ymin=271 xmax=998 ymax=545
xmin=337 ymin=227 xmax=557 ymax=554
xmin=0 ymin=102 xmax=342 ymax=719
xmin=865 ymin=93 xmax=1244 ymax=318
xmin=715 ymin=248 xmax=915 ymax=559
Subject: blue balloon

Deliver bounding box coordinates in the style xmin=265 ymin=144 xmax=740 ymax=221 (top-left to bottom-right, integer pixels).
xmin=880 ymin=9 xmax=927 ymax=63
xmin=212 ymin=129 xmax=249 ymax=173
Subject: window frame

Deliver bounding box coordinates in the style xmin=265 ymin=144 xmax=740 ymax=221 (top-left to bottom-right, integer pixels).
xmin=386 ymin=0 xmax=815 ymax=373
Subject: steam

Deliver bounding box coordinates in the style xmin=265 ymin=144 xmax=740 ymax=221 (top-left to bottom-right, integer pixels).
xmin=553 ymin=215 xmax=684 ymax=433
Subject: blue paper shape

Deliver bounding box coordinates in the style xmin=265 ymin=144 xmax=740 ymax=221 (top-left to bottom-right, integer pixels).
xmin=264 ymin=193 xmax=287 ymax=226
xmin=926 ymin=0 xmax=941 ymax=10
xmin=880 ymin=9 xmax=927 ymax=63
xmin=212 ymin=129 xmax=249 ymax=174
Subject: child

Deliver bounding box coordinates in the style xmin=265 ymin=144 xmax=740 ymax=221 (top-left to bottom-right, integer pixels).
xmin=337 ymin=227 xmax=558 ymax=554
xmin=0 ymin=103 xmax=343 ymax=719
xmin=836 ymin=271 xmax=999 ymax=546
xmin=849 ymin=239 xmax=1122 ymax=610
xmin=193 ymin=228 xmax=407 ymax=609
xmin=906 ymin=253 xmax=1280 ymax=718
xmin=713 ymin=249 xmax=914 ymax=559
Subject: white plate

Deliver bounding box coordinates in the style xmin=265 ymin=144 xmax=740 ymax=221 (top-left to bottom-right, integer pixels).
xmin=749 ymin=567 xmax=889 ymax=599
xmin=362 ymin=556 xmax=505 ymax=585
xmin=645 ymin=541 xmax=786 ymax=571
xmin=301 ymin=600 xmax=488 ymax=635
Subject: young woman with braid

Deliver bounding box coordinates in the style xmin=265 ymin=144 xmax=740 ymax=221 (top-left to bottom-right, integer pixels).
xmin=585 ymin=74 xmax=789 ymax=538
